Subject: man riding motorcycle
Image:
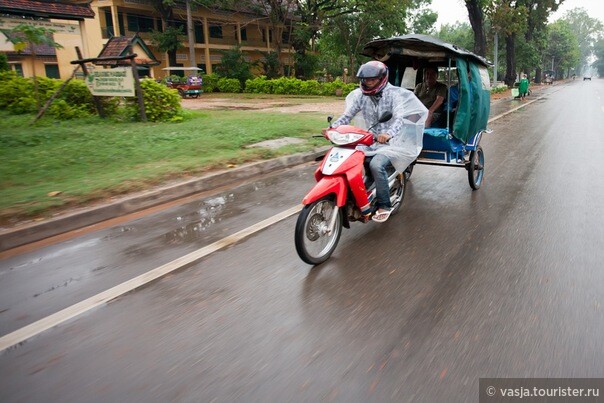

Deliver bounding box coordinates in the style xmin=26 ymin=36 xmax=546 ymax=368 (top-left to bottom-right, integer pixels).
xmin=325 ymin=61 xmax=428 ymax=222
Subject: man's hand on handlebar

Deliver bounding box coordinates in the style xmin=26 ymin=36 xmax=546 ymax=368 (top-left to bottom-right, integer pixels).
xmin=377 ymin=133 xmax=391 ymax=144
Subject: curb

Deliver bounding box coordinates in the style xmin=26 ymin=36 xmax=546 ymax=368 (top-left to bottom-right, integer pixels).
xmin=0 ymin=147 xmax=329 ymax=252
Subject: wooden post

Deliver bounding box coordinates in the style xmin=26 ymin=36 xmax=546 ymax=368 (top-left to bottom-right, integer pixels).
xmin=76 ymin=46 xmax=104 ymax=118
xmin=127 ymin=44 xmax=147 ymax=122
xmin=31 ymin=64 xmax=81 ymax=124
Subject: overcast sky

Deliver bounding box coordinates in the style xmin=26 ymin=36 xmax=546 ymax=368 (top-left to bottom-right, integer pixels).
xmin=430 ymin=0 xmax=604 ymax=28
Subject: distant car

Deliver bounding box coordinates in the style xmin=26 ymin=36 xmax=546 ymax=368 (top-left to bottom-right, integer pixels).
xmin=583 ymin=75 xmax=592 ymax=81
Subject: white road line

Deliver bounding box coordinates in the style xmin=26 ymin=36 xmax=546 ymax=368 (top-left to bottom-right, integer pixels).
xmin=0 ymin=205 xmax=302 ymax=353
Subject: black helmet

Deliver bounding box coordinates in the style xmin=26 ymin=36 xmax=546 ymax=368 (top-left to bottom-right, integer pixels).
xmin=356 ymin=61 xmax=389 ymax=95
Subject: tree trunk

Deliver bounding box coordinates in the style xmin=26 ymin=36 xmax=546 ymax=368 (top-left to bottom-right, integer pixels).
xmin=465 ymin=0 xmax=486 ymax=57
xmin=504 ymin=33 xmax=516 ymax=87
xmin=535 ymin=66 xmax=542 ymax=84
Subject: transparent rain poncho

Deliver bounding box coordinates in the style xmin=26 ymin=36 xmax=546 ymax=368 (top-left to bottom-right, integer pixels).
xmin=332 ymin=83 xmax=428 ymax=172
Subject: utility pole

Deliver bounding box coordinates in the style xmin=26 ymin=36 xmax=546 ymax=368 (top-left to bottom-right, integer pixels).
xmin=493 ymin=32 xmax=498 ymax=87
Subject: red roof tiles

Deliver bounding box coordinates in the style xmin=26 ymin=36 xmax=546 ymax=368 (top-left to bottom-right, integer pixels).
xmin=0 ymin=0 xmax=95 ymax=20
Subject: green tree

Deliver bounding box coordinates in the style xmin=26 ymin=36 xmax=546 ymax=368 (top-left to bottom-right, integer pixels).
xmin=150 ymin=25 xmax=185 ymax=68
xmin=561 ymin=8 xmax=604 ymax=74
xmin=7 ymin=24 xmax=63 ymax=111
xmin=407 ymin=6 xmax=438 ymax=35
xmin=545 ymin=20 xmax=580 ymax=78
xmin=317 ymin=0 xmax=421 ymax=79
xmin=437 ymin=22 xmax=474 ymax=51
xmin=215 ymin=46 xmax=253 ymax=86
xmin=594 ymin=38 xmax=604 ymax=77
xmin=488 ymin=0 xmax=528 ymax=86
xmin=259 ymin=51 xmax=281 ymax=79
xmin=0 ymin=53 xmax=9 ymax=72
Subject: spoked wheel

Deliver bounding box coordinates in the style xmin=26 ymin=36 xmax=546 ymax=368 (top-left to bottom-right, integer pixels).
xmin=467 ymin=146 xmax=485 ymax=190
xmin=295 ymin=197 xmax=342 ymax=265
xmin=389 ymin=173 xmax=406 ymax=215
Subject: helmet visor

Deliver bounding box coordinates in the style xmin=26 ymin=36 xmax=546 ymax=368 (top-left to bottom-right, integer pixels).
xmin=357 ymin=64 xmax=385 ymax=79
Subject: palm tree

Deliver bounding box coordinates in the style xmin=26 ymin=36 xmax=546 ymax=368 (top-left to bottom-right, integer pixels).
xmin=7 ymin=24 xmax=63 ymax=110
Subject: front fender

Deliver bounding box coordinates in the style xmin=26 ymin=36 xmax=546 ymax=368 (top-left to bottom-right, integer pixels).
xmin=302 ymin=176 xmax=348 ymax=207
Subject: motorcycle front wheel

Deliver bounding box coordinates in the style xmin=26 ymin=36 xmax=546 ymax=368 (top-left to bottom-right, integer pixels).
xmin=295 ymin=197 xmax=342 ymax=265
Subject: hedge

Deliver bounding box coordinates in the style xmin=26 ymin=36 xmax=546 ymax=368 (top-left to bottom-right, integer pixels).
xmin=243 ymin=76 xmax=357 ymax=96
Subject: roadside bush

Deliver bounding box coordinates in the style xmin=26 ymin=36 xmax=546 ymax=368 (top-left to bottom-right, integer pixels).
xmin=272 ymin=77 xmax=301 ymax=94
xmin=244 ymin=76 xmax=272 ymax=93
xmin=135 ymin=79 xmax=182 ymax=122
xmin=48 ymin=99 xmax=91 ymax=119
xmin=299 ymin=79 xmax=321 ymax=95
xmin=202 ymin=73 xmax=220 ymax=92
xmin=8 ymin=96 xmax=37 ymax=114
xmin=491 ymin=84 xmax=508 ymax=94
xmin=244 ymin=75 xmax=357 ymax=96
xmin=0 ymin=73 xmax=29 ymax=110
xmin=60 ymin=80 xmax=95 ymax=113
xmin=217 ymin=77 xmax=241 ymax=93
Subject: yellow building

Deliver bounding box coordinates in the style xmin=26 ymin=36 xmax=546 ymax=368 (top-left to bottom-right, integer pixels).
xmin=0 ymin=0 xmax=295 ymax=79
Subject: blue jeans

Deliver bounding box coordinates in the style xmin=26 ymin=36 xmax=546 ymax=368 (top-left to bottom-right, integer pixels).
xmin=368 ymin=154 xmax=392 ymax=210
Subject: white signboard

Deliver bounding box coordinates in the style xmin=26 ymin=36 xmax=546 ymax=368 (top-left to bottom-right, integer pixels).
xmin=0 ymin=17 xmax=80 ymax=35
xmin=86 ymin=68 xmax=135 ymax=97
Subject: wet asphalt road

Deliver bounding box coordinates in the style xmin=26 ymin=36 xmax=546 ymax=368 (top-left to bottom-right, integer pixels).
xmin=1 ymin=80 xmax=603 ymax=402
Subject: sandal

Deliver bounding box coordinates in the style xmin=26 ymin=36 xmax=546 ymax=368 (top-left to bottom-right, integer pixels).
xmin=372 ymin=209 xmax=392 ymax=223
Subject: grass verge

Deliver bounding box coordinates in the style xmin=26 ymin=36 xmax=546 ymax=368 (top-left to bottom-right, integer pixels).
xmin=0 ymin=109 xmax=326 ymax=225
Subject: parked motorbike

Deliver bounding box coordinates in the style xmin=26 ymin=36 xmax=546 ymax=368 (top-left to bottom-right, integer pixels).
xmin=294 ymin=113 xmax=406 ymax=265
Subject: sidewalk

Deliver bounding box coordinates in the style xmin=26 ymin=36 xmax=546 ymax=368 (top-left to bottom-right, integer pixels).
xmin=0 ymin=82 xmax=563 ymax=253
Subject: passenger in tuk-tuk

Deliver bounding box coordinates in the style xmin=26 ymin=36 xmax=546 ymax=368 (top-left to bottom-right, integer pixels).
xmin=414 ymin=67 xmax=447 ymax=128
xmin=325 ymin=61 xmax=428 ymax=223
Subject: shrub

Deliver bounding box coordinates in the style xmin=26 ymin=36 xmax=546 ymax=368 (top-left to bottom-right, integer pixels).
xmin=217 ymin=77 xmax=241 ymax=93
xmin=244 ymin=76 xmax=272 ymax=93
xmin=299 ymin=79 xmax=321 ymax=95
xmin=215 ymin=46 xmax=253 ymax=86
xmin=491 ymin=84 xmax=508 ymax=94
xmin=8 ymin=96 xmax=37 ymax=114
xmin=202 ymin=73 xmax=220 ymax=92
xmin=60 ymin=80 xmax=95 ymax=113
xmin=134 ymin=78 xmax=181 ymax=122
xmin=48 ymin=99 xmax=91 ymax=119
xmin=0 ymin=72 xmax=31 ymax=110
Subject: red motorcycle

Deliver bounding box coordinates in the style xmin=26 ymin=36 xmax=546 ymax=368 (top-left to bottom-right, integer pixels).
xmin=294 ymin=113 xmax=406 ymax=265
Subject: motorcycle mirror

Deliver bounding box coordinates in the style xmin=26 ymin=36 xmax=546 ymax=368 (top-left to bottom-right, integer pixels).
xmin=368 ymin=112 xmax=393 ymax=132
xmin=378 ymin=112 xmax=393 ymax=123
xmin=327 ymin=115 xmax=333 ymax=128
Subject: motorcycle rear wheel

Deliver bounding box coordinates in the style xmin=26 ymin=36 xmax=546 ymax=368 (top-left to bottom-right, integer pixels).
xmin=295 ymin=197 xmax=342 ymax=265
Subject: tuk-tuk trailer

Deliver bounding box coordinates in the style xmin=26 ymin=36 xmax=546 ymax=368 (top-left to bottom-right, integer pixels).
xmin=362 ymin=34 xmax=492 ymax=190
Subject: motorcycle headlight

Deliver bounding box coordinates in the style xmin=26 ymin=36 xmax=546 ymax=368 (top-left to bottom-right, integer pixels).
xmin=326 ymin=130 xmax=364 ymax=145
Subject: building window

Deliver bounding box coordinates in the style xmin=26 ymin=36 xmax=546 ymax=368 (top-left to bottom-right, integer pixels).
xmin=118 ymin=12 xmax=125 ymax=36
xmin=240 ymin=28 xmax=247 ymax=41
xmin=12 ymin=63 xmax=24 ymax=77
xmin=103 ymin=9 xmax=114 ymax=38
xmin=282 ymin=30 xmax=290 ymax=44
xmin=45 ymin=64 xmax=60 ymax=79
xmin=127 ymin=14 xmax=155 ymax=32
xmin=209 ymin=25 xmax=222 ymax=39
xmin=194 ymin=23 xmax=204 ymax=43
xmin=172 ymin=20 xmax=186 ymax=32
xmin=262 ymin=29 xmax=273 ymax=44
